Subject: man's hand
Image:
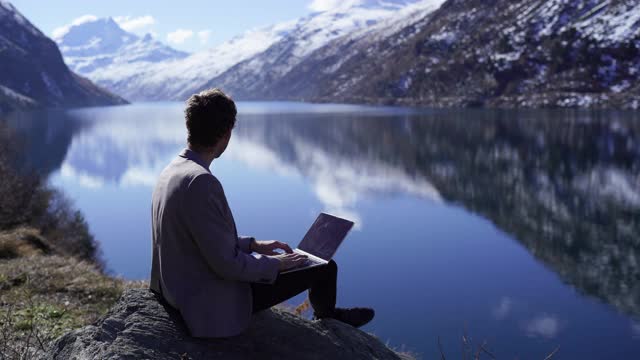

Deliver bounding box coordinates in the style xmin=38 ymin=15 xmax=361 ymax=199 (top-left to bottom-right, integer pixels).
xmin=250 ymin=240 xmax=293 ymax=255
xmin=272 ymin=253 xmax=308 ymax=271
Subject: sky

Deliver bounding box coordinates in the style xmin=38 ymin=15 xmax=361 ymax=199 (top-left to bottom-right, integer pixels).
xmin=9 ymin=0 xmax=348 ymax=52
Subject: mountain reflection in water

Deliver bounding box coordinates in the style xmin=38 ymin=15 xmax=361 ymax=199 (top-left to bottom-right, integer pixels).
xmin=2 ymin=103 xmax=639 ymax=358
xmin=236 ymin=108 xmax=640 ymax=318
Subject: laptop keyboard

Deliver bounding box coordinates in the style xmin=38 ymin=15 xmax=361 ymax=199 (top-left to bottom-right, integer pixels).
xmin=292 ymin=252 xmax=323 ymax=269
xmin=303 ymin=258 xmax=322 ymax=266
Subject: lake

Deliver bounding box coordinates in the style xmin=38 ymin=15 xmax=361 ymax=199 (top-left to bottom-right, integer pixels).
xmin=2 ymin=102 xmax=640 ymax=359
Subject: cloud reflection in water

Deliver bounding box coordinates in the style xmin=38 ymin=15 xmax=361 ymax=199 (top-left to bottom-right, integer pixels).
xmin=523 ymin=314 xmax=562 ymax=339
xmin=56 ymin=107 xmax=444 ymax=231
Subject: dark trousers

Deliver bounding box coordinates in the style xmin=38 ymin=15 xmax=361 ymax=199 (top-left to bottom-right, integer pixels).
xmin=251 ymin=260 xmax=337 ymax=317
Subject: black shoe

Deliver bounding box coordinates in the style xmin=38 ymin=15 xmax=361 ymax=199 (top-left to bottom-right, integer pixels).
xmin=330 ymin=307 xmax=375 ymax=328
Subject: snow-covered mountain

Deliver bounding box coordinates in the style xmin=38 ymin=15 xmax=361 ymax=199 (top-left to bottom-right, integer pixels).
xmin=0 ymin=1 xmax=126 ymax=113
xmin=202 ymin=0 xmax=440 ymax=100
xmin=288 ymin=0 xmax=640 ymax=108
xmin=58 ymin=0 xmax=428 ymax=101
xmin=208 ymin=0 xmax=444 ymax=101
xmin=86 ymin=20 xmax=298 ymax=101
xmin=55 ymin=17 xmax=188 ymax=77
xmin=53 ymin=0 xmax=640 ymax=108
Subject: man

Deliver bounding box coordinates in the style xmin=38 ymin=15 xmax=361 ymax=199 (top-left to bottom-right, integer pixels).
xmin=150 ymin=88 xmax=374 ymax=338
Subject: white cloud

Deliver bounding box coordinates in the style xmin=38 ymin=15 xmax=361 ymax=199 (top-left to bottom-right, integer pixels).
xmin=524 ymin=314 xmax=561 ymax=339
xmin=167 ymin=29 xmax=194 ymax=44
xmin=52 ymin=14 xmax=98 ymax=39
xmin=120 ymin=167 xmax=158 ymax=187
xmin=197 ymin=30 xmax=212 ymax=45
xmin=113 ymin=15 xmax=156 ymax=33
xmin=632 ymin=322 xmax=640 ymax=339
xmin=493 ymin=297 xmax=513 ymax=320
xmin=60 ymin=163 xmax=104 ymax=189
xmin=308 ymin=0 xmax=361 ymax=12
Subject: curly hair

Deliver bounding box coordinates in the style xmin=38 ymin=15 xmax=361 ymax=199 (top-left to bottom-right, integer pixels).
xmin=184 ymin=88 xmax=237 ymax=148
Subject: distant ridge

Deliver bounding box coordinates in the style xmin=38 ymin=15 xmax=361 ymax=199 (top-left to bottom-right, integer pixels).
xmin=0 ymin=1 xmax=127 ymax=113
xmin=51 ymin=0 xmax=640 ymax=108
xmin=55 ymin=0 xmax=427 ymax=101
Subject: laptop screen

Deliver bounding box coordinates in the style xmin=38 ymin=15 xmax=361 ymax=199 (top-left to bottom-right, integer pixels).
xmin=298 ymin=213 xmax=354 ymax=261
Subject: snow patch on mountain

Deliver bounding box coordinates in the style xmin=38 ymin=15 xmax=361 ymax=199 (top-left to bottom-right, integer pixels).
xmin=344 ymin=0 xmax=445 ymax=45
xmin=0 ymin=84 xmax=36 ymax=104
xmin=262 ymin=1 xmax=426 ymax=67
xmin=573 ymin=1 xmax=640 ymax=44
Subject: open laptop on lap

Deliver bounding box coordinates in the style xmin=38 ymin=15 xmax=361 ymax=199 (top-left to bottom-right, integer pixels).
xmin=281 ymin=213 xmax=354 ymax=274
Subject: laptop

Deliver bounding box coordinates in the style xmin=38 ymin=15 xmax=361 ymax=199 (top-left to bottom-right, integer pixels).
xmin=280 ymin=213 xmax=354 ymax=274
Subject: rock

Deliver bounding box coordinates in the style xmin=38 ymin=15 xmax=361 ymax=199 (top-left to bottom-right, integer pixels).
xmin=47 ymin=289 xmax=402 ymax=360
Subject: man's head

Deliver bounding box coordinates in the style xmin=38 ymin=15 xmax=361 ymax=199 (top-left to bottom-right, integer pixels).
xmin=185 ymin=88 xmax=237 ymax=157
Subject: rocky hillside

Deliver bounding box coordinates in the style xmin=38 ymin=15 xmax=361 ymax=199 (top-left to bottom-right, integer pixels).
xmin=279 ymin=0 xmax=640 ymax=108
xmin=48 ymin=289 xmax=405 ymax=360
xmin=0 ymin=1 xmax=126 ymax=113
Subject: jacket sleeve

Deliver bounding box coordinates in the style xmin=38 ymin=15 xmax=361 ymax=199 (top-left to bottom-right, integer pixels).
xmin=184 ymin=174 xmax=279 ymax=284
xmin=237 ymin=236 xmax=254 ymax=254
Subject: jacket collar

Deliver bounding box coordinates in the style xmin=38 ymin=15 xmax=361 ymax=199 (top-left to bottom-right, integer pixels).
xmin=179 ymin=148 xmax=211 ymax=173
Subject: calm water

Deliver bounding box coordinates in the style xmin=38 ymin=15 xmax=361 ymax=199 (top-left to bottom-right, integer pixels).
xmin=3 ymin=102 xmax=640 ymax=359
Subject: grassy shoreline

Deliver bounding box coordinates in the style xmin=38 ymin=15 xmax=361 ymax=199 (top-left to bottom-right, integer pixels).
xmin=0 ymin=227 xmax=145 ymax=358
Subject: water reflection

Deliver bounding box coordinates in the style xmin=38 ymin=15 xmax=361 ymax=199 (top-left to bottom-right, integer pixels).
xmin=523 ymin=314 xmax=562 ymax=339
xmin=2 ymin=104 xmax=640 ymax=357
xmin=633 ymin=322 xmax=640 ymax=338
xmin=1 ymin=109 xmax=81 ymax=176
xmin=226 ymin=120 xmax=443 ymax=227
xmin=236 ymin=109 xmax=640 ymax=319
xmin=492 ymin=297 xmax=513 ymax=320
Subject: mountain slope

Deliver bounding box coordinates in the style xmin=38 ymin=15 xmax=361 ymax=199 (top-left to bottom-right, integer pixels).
xmin=202 ymin=0 xmax=433 ymax=100
xmin=0 ymin=1 xmax=126 ymax=113
xmin=210 ymin=0 xmax=444 ymax=101
xmin=292 ymin=0 xmax=640 ymax=108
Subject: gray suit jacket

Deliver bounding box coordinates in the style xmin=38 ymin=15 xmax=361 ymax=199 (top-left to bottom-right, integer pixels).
xmin=150 ymin=149 xmax=279 ymax=338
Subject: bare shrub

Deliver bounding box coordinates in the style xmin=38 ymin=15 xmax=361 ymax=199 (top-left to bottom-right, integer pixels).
xmin=0 ymin=123 xmax=102 ymax=266
xmin=35 ymin=189 xmax=102 ymax=267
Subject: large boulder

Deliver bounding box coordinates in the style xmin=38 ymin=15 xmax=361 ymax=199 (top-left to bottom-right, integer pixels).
xmin=47 ymin=289 xmax=402 ymax=360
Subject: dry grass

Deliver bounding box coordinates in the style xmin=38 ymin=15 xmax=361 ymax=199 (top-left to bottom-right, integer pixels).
xmin=0 ymin=228 xmax=52 ymax=259
xmin=0 ymin=124 xmax=131 ymax=358
xmin=0 ymin=230 xmax=146 ymax=359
